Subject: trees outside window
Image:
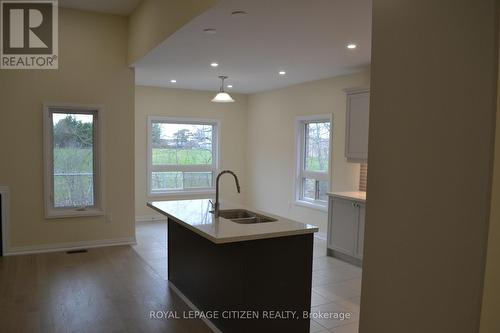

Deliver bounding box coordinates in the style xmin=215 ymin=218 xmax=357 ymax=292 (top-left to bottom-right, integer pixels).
xmin=296 ymin=116 xmax=331 ymax=208
xmin=44 ymin=105 xmax=103 ymax=218
xmin=148 ymin=118 xmax=219 ymax=194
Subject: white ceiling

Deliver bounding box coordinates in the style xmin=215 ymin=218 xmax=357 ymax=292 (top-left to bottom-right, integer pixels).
xmin=134 ymin=0 xmax=372 ymax=94
xmin=59 ymin=0 xmax=142 ymax=15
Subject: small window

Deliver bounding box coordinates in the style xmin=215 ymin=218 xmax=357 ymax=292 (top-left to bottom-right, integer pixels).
xmin=296 ymin=116 xmax=331 ymax=209
xmin=148 ymin=117 xmax=219 ymax=195
xmin=43 ymin=105 xmax=103 ymax=218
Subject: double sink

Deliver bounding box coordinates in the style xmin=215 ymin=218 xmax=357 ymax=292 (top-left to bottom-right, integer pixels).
xmin=218 ymin=209 xmax=277 ymax=224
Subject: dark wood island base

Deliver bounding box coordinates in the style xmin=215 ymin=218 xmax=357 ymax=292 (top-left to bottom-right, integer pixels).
xmin=167 ymin=219 xmax=314 ymax=333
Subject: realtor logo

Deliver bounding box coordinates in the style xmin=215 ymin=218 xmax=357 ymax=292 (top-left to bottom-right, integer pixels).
xmin=1 ymin=0 xmax=58 ymax=69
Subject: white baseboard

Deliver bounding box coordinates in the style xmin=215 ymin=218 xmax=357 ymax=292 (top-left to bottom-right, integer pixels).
xmin=168 ymin=281 xmax=222 ymax=333
xmin=136 ymin=215 xmax=167 ymax=223
xmin=5 ymin=236 xmax=137 ymax=256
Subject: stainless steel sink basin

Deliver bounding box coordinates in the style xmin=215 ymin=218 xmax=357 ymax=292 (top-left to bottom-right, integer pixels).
xmin=218 ymin=209 xmax=254 ymax=219
xmin=218 ymin=209 xmax=278 ymax=224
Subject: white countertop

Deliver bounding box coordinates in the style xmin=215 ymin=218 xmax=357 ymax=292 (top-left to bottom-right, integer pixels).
xmin=327 ymin=191 xmax=366 ymax=202
xmin=147 ymin=199 xmax=318 ymax=244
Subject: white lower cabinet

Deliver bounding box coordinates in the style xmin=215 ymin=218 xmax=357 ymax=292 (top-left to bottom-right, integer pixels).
xmin=329 ymin=198 xmax=358 ymax=256
xmin=327 ymin=195 xmax=365 ymax=263
xmin=355 ymin=204 xmax=365 ymax=259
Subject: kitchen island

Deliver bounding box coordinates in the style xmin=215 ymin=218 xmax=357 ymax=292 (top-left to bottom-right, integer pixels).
xmin=148 ymin=199 xmax=318 ymax=333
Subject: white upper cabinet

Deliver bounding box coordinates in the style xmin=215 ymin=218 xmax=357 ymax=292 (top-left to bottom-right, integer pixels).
xmin=344 ymin=87 xmax=370 ymax=163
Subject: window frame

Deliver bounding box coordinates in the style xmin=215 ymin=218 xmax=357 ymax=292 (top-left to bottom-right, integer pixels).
xmin=295 ymin=114 xmax=332 ymax=211
xmin=43 ymin=103 xmax=105 ymax=219
xmin=147 ymin=116 xmax=220 ymax=196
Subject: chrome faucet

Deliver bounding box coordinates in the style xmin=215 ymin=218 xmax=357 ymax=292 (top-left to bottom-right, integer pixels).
xmin=210 ymin=170 xmax=241 ymax=218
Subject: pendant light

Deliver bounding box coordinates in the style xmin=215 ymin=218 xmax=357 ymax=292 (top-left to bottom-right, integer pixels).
xmin=212 ymin=76 xmax=234 ymax=103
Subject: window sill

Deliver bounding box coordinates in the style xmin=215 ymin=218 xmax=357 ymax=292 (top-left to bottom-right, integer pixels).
xmin=294 ymin=200 xmax=328 ymax=212
xmin=149 ymin=189 xmax=216 ymax=198
xmin=45 ymin=208 xmax=105 ymax=219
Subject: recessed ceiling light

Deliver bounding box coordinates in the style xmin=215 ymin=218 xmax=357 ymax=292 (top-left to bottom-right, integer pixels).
xmin=347 ymin=43 xmax=357 ymax=49
xmin=227 ymin=85 xmax=233 ymax=88
xmin=231 ymin=10 xmax=248 ymax=16
xmin=210 ymin=62 xmax=219 ymax=67
xmin=170 ymin=79 xmax=177 ymax=83
xmin=279 ymin=71 xmax=286 ymax=75
xmin=203 ymin=28 xmax=217 ymax=34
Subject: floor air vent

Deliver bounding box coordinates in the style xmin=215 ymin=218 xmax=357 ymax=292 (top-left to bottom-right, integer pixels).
xmin=66 ymin=249 xmax=88 ymax=254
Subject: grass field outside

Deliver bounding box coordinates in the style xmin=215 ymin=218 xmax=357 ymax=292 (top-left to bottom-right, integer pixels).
xmin=52 ymin=148 xmax=214 ymax=202
xmin=53 ymin=148 xmax=93 ymax=207
xmin=305 ymin=157 xmax=329 ymax=172
xmin=152 ymin=148 xmax=212 ymax=165
xmin=53 ymin=148 xmax=212 ymax=171
xmin=151 ymin=148 xmax=213 ymax=191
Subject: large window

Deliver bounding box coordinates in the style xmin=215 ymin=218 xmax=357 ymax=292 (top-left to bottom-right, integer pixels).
xmin=43 ymin=105 xmax=103 ymax=218
xmin=148 ymin=117 xmax=219 ymax=195
xmin=296 ymin=115 xmax=331 ymax=209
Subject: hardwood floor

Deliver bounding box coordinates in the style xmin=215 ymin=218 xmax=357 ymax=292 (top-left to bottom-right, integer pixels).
xmin=0 ymin=246 xmax=212 ymax=333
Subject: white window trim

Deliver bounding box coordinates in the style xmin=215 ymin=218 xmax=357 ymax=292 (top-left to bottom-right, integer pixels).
xmin=147 ymin=116 xmax=221 ymax=197
xmin=43 ymin=103 xmax=105 ymax=219
xmin=295 ymin=199 xmax=328 ymax=212
xmin=294 ymin=114 xmax=333 ymax=211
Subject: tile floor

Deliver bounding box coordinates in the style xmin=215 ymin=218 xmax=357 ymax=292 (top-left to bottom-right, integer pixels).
xmin=133 ymin=220 xmax=361 ymax=333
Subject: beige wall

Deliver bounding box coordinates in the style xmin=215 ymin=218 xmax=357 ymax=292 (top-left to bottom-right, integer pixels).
xmin=479 ymin=20 xmax=500 ymax=333
xmin=246 ymin=70 xmax=370 ymax=233
xmin=0 ymin=9 xmax=135 ymax=250
xmin=361 ymin=0 xmax=498 ymax=332
xmin=135 ymin=86 xmax=248 ymax=217
xmin=128 ymin=0 xmax=216 ymax=65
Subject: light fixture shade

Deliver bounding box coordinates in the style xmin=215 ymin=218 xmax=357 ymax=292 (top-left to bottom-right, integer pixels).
xmin=212 ymin=75 xmax=235 ymax=103
xmin=212 ymin=92 xmax=234 ymax=103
